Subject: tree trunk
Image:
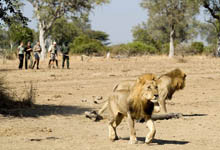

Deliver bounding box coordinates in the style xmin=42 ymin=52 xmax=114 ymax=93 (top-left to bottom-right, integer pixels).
xmin=39 ymin=23 xmax=47 ymax=59
xmin=169 ymin=29 xmax=175 ymax=58
xmin=217 ymin=34 xmax=220 ymax=57
xmin=10 ymin=42 xmax=13 ymax=51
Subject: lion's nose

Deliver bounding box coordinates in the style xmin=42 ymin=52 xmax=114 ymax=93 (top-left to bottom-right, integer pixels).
xmin=154 ymin=94 xmax=159 ymax=99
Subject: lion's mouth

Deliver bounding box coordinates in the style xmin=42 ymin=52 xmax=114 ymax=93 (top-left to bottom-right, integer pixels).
xmin=149 ymin=95 xmax=159 ymax=103
xmin=144 ymin=97 xmax=158 ymax=103
xmin=150 ymin=99 xmax=158 ymax=103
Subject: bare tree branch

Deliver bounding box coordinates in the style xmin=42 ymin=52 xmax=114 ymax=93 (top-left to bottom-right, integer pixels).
xmin=203 ymin=0 xmax=220 ymax=20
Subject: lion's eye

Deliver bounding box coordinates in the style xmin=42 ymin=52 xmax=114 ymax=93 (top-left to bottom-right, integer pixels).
xmin=155 ymin=86 xmax=158 ymax=89
xmin=147 ymin=86 xmax=151 ymax=89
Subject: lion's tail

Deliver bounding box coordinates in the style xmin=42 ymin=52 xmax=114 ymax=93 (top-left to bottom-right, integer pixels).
xmin=98 ymin=101 xmax=108 ymax=115
xmin=112 ymin=84 xmax=119 ymax=92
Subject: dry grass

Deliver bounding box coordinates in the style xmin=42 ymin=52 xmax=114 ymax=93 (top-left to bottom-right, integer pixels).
xmin=0 ymin=76 xmax=35 ymax=110
xmin=175 ymin=56 xmax=187 ymax=63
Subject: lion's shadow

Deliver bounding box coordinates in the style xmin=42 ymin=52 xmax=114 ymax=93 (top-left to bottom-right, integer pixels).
xmin=0 ymin=104 xmax=92 ymax=118
xmin=121 ymin=137 xmax=189 ymax=145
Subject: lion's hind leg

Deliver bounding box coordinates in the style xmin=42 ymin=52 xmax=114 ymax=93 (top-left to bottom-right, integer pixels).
xmin=145 ymin=119 xmax=156 ymax=144
xmin=108 ymin=113 xmax=124 ymax=141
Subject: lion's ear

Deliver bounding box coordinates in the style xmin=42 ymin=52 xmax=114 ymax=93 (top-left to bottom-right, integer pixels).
xmin=152 ymin=74 xmax=158 ymax=81
xmin=137 ymin=77 xmax=144 ymax=84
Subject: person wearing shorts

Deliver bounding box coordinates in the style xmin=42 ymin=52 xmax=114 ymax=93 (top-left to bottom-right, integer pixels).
xmin=32 ymin=41 xmax=42 ymax=69
xmin=48 ymin=42 xmax=58 ymax=68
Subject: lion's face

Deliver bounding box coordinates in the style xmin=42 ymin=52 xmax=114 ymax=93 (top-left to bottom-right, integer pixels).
xmin=140 ymin=80 xmax=158 ymax=101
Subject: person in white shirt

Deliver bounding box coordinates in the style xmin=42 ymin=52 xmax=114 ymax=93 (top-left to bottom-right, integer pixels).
xmin=48 ymin=41 xmax=58 ymax=68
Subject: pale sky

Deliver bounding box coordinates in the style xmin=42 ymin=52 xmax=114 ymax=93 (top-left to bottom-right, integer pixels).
xmin=23 ymin=0 xmax=148 ymax=45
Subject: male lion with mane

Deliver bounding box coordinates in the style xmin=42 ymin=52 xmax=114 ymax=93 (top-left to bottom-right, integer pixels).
xmin=107 ymin=74 xmax=159 ymax=144
xmin=98 ymin=68 xmax=186 ymax=115
xmin=157 ymin=68 xmax=186 ymax=113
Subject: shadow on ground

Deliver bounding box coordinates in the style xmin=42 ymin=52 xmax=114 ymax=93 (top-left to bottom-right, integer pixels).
xmin=182 ymin=114 xmax=207 ymax=117
xmin=0 ymin=104 xmax=92 ymax=118
xmin=0 ymin=68 xmax=18 ymax=72
xmin=121 ymin=137 xmax=189 ymax=145
xmin=151 ymin=138 xmax=189 ymax=145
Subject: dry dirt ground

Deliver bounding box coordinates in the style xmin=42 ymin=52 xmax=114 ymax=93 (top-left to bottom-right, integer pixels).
xmin=0 ymin=56 xmax=220 ymax=150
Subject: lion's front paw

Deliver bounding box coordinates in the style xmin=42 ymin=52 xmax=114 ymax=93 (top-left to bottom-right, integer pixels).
xmin=145 ymin=137 xmax=153 ymax=144
xmin=109 ymin=135 xmax=119 ymax=142
xmin=129 ymin=139 xmax=138 ymax=144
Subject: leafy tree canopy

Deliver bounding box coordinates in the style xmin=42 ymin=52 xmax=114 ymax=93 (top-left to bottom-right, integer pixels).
xmin=0 ymin=0 xmax=28 ymax=25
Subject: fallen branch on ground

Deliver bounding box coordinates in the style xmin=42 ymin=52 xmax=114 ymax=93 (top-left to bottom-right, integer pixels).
xmin=84 ymin=111 xmax=103 ymax=121
xmin=85 ymin=111 xmax=183 ymax=122
xmin=151 ymin=113 xmax=183 ymax=120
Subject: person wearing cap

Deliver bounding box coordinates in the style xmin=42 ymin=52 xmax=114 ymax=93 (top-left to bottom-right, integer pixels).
xmin=48 ymin=41 xmax=58 ymax=68
xmin=61 ymin=42 xmax=70 ymax=69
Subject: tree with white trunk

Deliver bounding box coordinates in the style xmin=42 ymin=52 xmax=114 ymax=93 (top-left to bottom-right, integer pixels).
xmin=140 ymin=0 xmax=200 ymax=58
xmin=27 ymin=0 xmax=109 ymax=59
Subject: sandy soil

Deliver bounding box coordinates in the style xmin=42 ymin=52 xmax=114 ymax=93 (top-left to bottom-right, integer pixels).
xmin=0 ymin=55 xmax=220 ymax=150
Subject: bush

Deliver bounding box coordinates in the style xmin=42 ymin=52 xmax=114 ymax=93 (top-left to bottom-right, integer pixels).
xmin=203 ymin=45 xmax=216 ymax=55
xmin=0 ymin=76 xmax=35 ymax=110
xmin=110 ymin=42 xmax=158 ymax=56
xmin=191 ymin=42 xmax=204 ymax=54
xmin=127 ymin=42 xmax=157 ymax=55
xmin=2 ymin=49 xmax=17 ymax=60
xmin=161 ymin=43 xmax=170 ymax=54
xmin=69 ymin=35 xmax=107 ymax=55
xmin=109 ymin=44 xmax=127 ymax=55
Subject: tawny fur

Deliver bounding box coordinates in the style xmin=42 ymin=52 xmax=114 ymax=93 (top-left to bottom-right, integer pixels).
xmin=157 ymin=68 xmax=186 ymax=113
xmin=128 ymin=74 xmax=158 ymax=119
xmin=98 ymin=74 xmax=158 ymax=115
xmin=98 ymin=69 xmax=186 ymax=115
xmin=107 ymin=74 xmax=158 ymax=144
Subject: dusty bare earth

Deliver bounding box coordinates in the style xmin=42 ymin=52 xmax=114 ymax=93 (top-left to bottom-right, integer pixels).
xmin=0 ymin=55 xmax=220 ymax=150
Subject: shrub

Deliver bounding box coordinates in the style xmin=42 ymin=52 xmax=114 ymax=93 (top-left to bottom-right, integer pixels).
xmin=161 ymin=43 xmax=170 ymax=54
xmin=109 ymin=42 xmax=158 ymax=56
xmin=191 ymin=42 xmax=204 ymax=54
xmin=126 ymin=42 xmax=157 ymax=55
xmin=69 ymin=35 xmax=107 ymax=55
xmin=108 ymin=44 xmax=127 ymax=55
xmin=2 ymin=49 xmax=17 ymax=60
xmin=0 ymin=76 xmax=35 ymax=110
xmin=203 ymin=45 xmax=216 ymax=55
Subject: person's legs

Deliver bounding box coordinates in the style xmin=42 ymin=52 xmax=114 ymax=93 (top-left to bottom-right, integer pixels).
xmin=32 ymin=60 xmax=36 ymax=69
xmin=62 ymin=55 xmax=65 ymax=68
xmin=29 ymin=55 xmax=33 ymax=68
xmin=32 ymin=53 xmax=38 ymax=69
xmin=48 ymin=59 xmax=52 ymax=68
xmin=55 ymin=59 xmax=58 ymax=68
xmin=66 ymin=56 xmax=69 ymax=69
xmin=19 ymin=54 xmax=24 ymax=69
xmin=25 ymin=54 xmax=28 ymax=69
xmin=36 ymin=59 xmax=40 ymax=69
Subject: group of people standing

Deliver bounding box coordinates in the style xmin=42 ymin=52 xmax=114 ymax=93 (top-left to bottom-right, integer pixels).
xmin=17 ymin=41 xmax=70 ymax=70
